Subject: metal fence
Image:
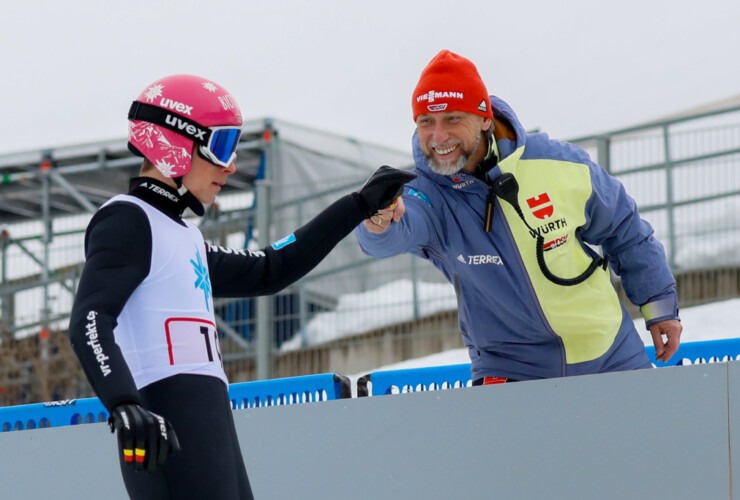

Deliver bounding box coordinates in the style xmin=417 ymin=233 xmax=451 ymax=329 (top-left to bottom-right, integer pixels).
xmin=571 ymin=103 xmax=740 ymax=270
xmin=2 ymin=104 xmax=740 ymax=405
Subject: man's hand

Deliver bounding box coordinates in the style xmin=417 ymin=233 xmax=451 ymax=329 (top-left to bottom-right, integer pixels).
xmin=356 ymin=165 xmax=416 ymax=217
xmin=109 ymin=403 xmax=180 ymax=472
xmin=364 ymin=197 xmax=406 ymax=234
xmin=649 ymin=319 xmax=683 ymax=363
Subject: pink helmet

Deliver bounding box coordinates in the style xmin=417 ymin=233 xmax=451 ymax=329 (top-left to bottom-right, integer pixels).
xmin=128 ymin=74 xmax=243 ymax=178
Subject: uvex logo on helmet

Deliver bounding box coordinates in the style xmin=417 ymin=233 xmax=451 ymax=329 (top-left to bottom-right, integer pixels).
xmin=160 ymin=98 xmax=193 ymax=116
xmin=164 ymin=114 xmax=207 ymax=141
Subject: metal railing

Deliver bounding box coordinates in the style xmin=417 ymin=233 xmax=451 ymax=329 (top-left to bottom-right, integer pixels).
xmin=571 ymin=104 xmax=740 ymax=270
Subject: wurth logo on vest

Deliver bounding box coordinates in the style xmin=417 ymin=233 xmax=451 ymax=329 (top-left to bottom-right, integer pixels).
xmin=529 ymin=218 xmax=568 ymax=238
xmin=416 ymin=90 xmax=464 ymax=103
xmin=159 ymin=98 xmax=193 ymax=115
xmin=526 ymin=193 xmax=554 ymax=219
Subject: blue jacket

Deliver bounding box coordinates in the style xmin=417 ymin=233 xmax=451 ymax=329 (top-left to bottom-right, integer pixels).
xmin=354 ymin=95 xmax=679 ymax=381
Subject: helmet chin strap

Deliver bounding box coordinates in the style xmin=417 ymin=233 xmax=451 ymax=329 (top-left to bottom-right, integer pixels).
xmin=173 ymin=176 xmax=205 ymax=216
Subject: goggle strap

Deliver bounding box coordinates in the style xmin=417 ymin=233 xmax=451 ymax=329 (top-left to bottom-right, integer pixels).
xmin=128 ymin=101 xmax=212 ymax=146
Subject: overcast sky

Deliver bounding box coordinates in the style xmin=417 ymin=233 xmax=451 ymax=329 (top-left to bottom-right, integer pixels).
xmin=2 ymin=0 xmax=738 ymax=156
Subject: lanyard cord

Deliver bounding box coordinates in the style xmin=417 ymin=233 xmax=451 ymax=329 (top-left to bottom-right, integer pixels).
xmin=491 ymin=173 xmax=609 ymax=287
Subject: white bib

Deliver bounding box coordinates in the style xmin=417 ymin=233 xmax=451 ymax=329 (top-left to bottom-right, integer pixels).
xmin=103 ymin=194 xmax=227 ymax=388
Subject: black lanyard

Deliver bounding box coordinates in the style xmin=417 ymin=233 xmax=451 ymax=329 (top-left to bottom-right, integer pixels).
xmin=490 ymin=173 xmax=609 ymax=287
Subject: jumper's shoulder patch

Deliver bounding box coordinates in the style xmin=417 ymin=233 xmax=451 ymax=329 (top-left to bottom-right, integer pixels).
xmin=271 ymin=233 xmax=296 ymax=250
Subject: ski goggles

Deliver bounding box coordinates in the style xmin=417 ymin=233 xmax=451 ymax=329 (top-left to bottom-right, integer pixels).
xmin=198 ymin=126 xmax=242 ymax=168
xmin=129 ymin=101 xmax=242 ymax=168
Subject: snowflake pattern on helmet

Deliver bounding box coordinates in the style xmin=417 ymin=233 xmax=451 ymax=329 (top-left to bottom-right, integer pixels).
xmin=202 ymin=82 xmax=217 ymax=93
xmin=129 ymin=121 xmax=157 ymax=149
xmin=130 ymin=121 xmax=191 ymax=178
xmin=155 ymin=135 xmax=191 ymax=169
xmin=144 ymin=84 xmax=165 ymax=102
xmin=155 ymin=160 xmax=177 ymax=178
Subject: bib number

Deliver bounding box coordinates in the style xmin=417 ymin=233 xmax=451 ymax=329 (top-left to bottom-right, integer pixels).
xmin=165 ymin=318 xmax=222 ymax=366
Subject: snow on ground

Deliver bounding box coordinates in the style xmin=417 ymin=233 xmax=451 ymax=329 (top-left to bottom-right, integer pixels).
xmin=284 ymin=278 xmax=739 ymax=353
xmin=280 ymin=279 xmax=458 ymax=350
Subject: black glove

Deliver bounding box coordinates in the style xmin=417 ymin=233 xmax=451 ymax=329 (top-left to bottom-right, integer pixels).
xmin=356 ymin=165 xmax=417 ymax=217
xmin=109 ymin=403 xmax=181 ymax=472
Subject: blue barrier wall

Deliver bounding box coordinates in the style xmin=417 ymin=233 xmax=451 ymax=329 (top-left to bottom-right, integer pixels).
xmin=646 ymin=337 xmax=740 ymax=365
xmin=358 ymin=338 xmax=740 ymax=396
xmin=229 ymin=372 xmax=350 ymax=408
xmin=0 ymin=372 xmax=350 ymax=432
xmin=2 ymin=339 xmax=740 ymax=430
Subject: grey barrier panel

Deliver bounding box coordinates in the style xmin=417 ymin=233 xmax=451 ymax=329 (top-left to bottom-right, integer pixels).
xmin=730 ymin=360 xmax=740 ymax=493
xmin=238 ymin=363 xmax=730 ymax=500
xmin=0 ymin=421 xmax=126 ymax=499
xmin=0 ymin=362 xmax=734 ymax=499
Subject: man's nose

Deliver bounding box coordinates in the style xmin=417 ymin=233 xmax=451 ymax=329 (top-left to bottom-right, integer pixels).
xmin=431 ymin=122 xmax=449 ymax=144
xmin=224 ymin=161 xmax=237 ymax=174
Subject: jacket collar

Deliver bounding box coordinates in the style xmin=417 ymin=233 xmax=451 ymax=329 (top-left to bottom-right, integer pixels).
xmin=128 ymin=177 xmax=189 ymax=220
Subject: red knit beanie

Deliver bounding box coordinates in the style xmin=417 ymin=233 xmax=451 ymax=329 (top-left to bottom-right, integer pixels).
xmin=412 ymin=50 xmax=493 ymax=122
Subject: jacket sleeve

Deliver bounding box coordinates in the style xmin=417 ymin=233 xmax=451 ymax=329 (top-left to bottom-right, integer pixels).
xmin=68 ymin=203 xmax=150 ymax=410
xmin=354 ymin=185 xmax=437 ymax=259
xmin=580 ymin=162 xmax=679 ymax=327
xmin=209 ymin=193 xmax=366 ymax=297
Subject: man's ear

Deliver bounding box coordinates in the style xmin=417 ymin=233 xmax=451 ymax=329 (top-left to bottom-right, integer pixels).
xmin=481 ymin=117 xmax=492 ymax=132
